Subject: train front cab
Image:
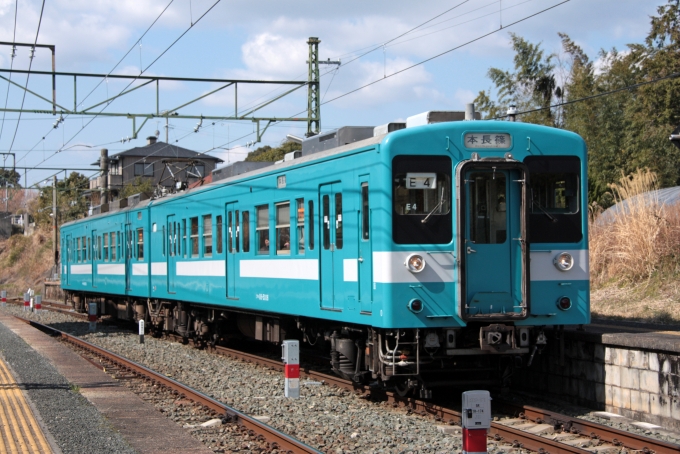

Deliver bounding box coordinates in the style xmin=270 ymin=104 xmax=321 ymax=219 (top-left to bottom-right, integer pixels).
xmin=363 ymin=122 xmax=589 ymax=396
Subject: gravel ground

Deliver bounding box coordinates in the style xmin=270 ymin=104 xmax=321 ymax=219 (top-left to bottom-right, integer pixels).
xmin=3 ymin=305 xmax=680 ymax=453
xmin=0 ymin=313 xmax=137 ymax=454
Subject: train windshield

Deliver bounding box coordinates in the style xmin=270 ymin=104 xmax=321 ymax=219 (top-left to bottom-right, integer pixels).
xmin=525 ymin=156 xmax=582 ymax=243
xmin=392 ymin=155 xmax=453 ymax=244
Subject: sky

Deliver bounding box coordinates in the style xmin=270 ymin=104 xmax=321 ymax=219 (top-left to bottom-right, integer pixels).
xmin=0 ymin=0 xmax=665 ymax=189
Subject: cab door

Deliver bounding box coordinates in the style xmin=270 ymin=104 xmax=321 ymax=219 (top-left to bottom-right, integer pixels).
xmin=91 ymin=230 xmax=98 ymax=288
xmin=64 ymin=235 xmax=71 ymax=285
xmin=358 ymin=178 xmax=373 ymax=312
xmin=459 ymin=161 xmax=529 ymax=320
xmin=319 ymin=182 xmax=344 ymax=310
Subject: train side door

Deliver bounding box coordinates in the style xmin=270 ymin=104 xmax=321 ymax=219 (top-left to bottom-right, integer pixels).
xmin=459 ymin=162 xmax=528 ymax=319
xmin=358 ymin=177 xmax=373 ymax=312
xmin=320 ymin=182 xmax=344 ymax=310
xmin=167 ymin=215 xmax=176 ymax=293
xmin=91 ymin=230 xmax=98 ymax=288
xmin=225 ymin=202 xmax=238 ymax=298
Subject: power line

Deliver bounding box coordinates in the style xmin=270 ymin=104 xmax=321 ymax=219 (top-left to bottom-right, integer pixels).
xmin=7 ymin=0 xmax=45 ymax=155
xmin=0 ymin=0 xmax=19 ymax=144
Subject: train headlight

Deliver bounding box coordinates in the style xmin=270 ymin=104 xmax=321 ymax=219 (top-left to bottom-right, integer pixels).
xmin=553 ymin=252 xmax=574 ymax=271
xmin=405 ymin=254 xmax=426 ymax=273
xmin=556 ymin=296 xmax=572 ymax=311
xmin=408 ymin=298 xmax=424 ymax=313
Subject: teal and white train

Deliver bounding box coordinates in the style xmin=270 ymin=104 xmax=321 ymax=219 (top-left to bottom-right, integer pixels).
xmin=61 ymin=110 xmax=589 ymax=397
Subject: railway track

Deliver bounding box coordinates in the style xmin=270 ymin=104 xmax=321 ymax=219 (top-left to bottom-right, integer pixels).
xmin=9 ymin=300 xmax=680 ymax=453
xmin=14 ymin=316 xmax=321 ymax=454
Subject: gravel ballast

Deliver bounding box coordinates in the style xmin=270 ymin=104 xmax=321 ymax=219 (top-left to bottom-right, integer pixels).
xmin=3 ymin=305 xmax=680 ymax=453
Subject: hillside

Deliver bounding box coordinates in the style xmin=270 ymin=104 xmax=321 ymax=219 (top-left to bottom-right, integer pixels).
xmin=0 ymin=227 xmax=55 ymax=297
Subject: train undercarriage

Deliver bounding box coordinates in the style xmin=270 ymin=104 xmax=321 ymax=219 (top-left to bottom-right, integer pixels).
xmin=68 ymin=292 xmax=547 ymax=398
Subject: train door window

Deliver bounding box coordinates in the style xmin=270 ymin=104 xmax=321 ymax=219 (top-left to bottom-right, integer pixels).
xmin=136 ymin=228 xmax=144 ymax=260
xmin=103 ymin=233 xmax=109 ymax=261
xmin=162 ymin=225 xmax=166 ymax=257
xmin=235 ymin=210 xmax=240 ymax=253
xmin=468 ymin=172 xmax=507 ymax=244
xmin=203 ymin=214 xmax=212 ymax=257
xmin=216 ymin=215 xmax=223 ymax=254
xmin=182 ymin=219 xmax=187 ymax=258
xmin=228 ymin=212 xmax=233 ymax=252
xmin=174 ymin=223 xmax=178 ymax=256
xmin=87 ymin=237 xmax=91 ymax=261
xmin=335 ymin=193 xmax=343 ymax=250
xmin=167 ymin=224 xmax=172 ymax=257
xmin=361 ymin=183 xmax=369 ymax=240
xmin=242 ymin=211 xmax=250 ymax=253
xmin=98 ymin=236 xmax=102 ymax=260
xmin=77 ymin=238 xmax=81 ymax=262
xmin=296 ymin=199 xmax=305 ymax=254
xmin=190 ymin=217 xmax=199 ymax=257
xmin=308 ymin=201 xmax=314 ymax=250
xmin=322 ymin=195 xmax=330 ymax=250
xmin=117 ymin=232 xmax=121 ymax=261
xmin=276 ymin=202 xmax=290 ymax=255
xmin=111 ymin=232 xmax=117 ymax=261
xmin=256 ymin=205 xmax=269 ymax=254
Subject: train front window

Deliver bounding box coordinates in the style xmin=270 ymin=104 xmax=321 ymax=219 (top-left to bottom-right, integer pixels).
xmin=392 ymin=155 xmax=452 ymax=244
xmin=525 ymin=156 xmax=582 ymax=243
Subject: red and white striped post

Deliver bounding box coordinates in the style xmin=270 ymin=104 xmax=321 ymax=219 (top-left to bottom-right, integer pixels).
xmin=1 ymin=290 xmax=6 ymax=307
xmin=23 ymin=292 xmax=30 ymax=312
xmin=281 ymin=340 xmax=300 ymax=398
xmin=462 ymin=390 xmax=491 ymax=454
xmin=34 ymin=295 xmax=42 ymax=313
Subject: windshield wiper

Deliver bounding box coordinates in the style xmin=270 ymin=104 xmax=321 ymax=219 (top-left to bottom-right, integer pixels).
xmin=532 ymin=199 xmax=557 ymax=222
xmin=421 ymin=190 xmax=445 ymax=224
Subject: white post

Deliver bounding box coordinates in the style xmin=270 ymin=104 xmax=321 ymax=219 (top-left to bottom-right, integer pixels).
xmin=139 ymin=320 xmax=145 ymax=344
xmin=281 ymin=340 xmax=300 ymax=398
xmin=462 ymin=390 xmax=491 ymax=454
xmin=88 ymin=302 xmax=98 ymax=332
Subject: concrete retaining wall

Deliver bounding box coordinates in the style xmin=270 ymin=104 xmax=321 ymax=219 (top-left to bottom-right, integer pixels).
xmin=513 ymin=327 xmax=680 ymax=431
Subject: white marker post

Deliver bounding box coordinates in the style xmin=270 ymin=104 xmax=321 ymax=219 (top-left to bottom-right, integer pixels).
xmin=139 ymin=320 xmax=145 ymax=344
xmin=88 ymin=302 xmax=98 ymax=332
xmin=23 ymin=292 xmax=29 ymax=312
xmin=462 ymin=390 xmax=491 ymax=454
xmin=281 ymin=340 xmax=300 ymax=398
xmin=1 ymin=290 xmax=6 ymax=307
xmin=34 ymin=295 xmax=42 ymax=313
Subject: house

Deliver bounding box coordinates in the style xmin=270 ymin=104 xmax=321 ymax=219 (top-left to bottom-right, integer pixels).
xmin=89 ymin=136 xmax=223 ymax=203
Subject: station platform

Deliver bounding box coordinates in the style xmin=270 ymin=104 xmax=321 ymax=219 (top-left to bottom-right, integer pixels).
xmin=0 ymin=355 xmax=52 ymax=454
xmin=0 ymin=313 xmax=214 ymax=454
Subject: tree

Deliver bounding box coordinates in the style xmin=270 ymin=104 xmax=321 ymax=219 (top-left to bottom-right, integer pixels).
xmin=245 ymin=140 xmax=301 ymax=163
xmin=0 ymin=169 xmax=21 ymax=188
xmin=32 ymin=172 xmax=90 ymax=226
xmin=474 ymin=33 xmax=560 ymax=126
xmin=119 ymin=176 xmax=154 ymax=199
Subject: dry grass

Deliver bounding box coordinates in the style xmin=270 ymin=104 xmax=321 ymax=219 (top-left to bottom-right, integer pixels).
xmin=0 ymin=227 xmax=54 ymax=298
xmin=589 ymin=168 xmax=680 ymax=323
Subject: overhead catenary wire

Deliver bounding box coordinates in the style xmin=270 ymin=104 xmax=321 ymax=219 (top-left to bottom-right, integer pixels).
xmin=0 ymin=0 xmax=19 ymax=144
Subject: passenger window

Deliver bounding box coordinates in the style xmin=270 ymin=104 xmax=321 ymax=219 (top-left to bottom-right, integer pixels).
xmin=103 ymin=233 xmax=109 ymax=261
xmin=137 ymin=228 xmax=144 ymax=260
xmin=190 ymin=217 xmax=198 ymax=257
xmin=216 ymin=215 xmax=223 ymax=254
xmin=296 ymin=199 xmax=305 ymax=254
xmin=256 ymin=205 xmax=269 ymax=254
xmin=97 ymin=236 xmax=102 ymax=260
xmin=111 ymin=232 xmax=117 ymax=261
xmin=203 ymin=214 xmax=212 ymax=257
xmin=242 ymin=211 xmax=250 ymax=253
xmin=276 ymin=202 xmax=290 ymax=255
xmin=87 ymin=237 xmax=91 ymax=261
xmin=308 ymin=201 xmax=314 ymax=250
xmin=77 ymin=237 xmax=81 ymax=262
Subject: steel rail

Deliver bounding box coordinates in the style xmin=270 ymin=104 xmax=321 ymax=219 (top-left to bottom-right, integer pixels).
xmin=498 ymin=402 xmax=680 ymax=454
xmin=15 ymin=317 xmax=321 ymax=454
